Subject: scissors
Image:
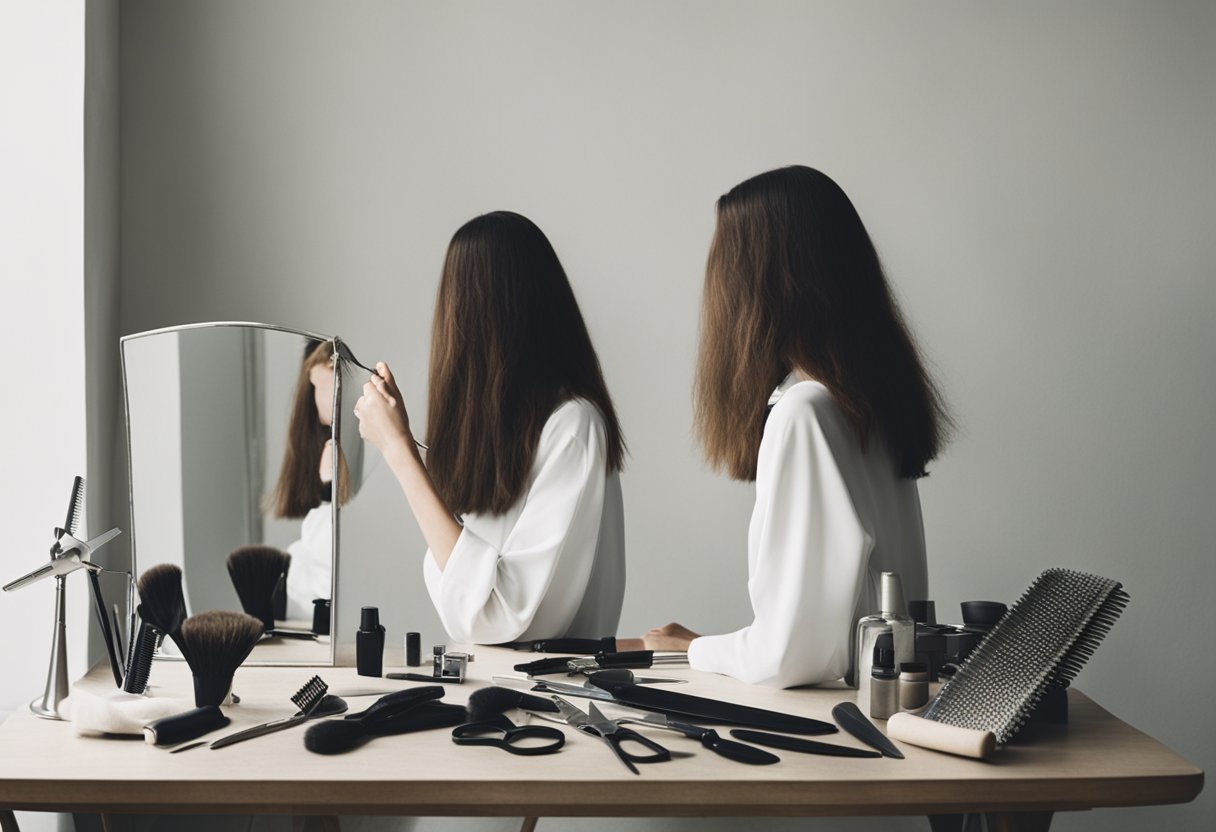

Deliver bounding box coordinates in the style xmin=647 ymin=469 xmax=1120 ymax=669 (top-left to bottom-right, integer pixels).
xmin=526 ymin=695 xmax=671 ymax=774
xmin=451 ymin=715 xmax=566 ymax=756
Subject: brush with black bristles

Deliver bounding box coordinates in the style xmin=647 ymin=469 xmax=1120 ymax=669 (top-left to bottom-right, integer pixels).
xmin=175 ymin=610 xmax=265 ymax=707
xmin=465 ymin=686 xmax=561 ymax=722
xmin=890 ymin=568 xmax=1130 ymax=756
xmin=227 ymin=545 xmax=291 ymax=631
xmin=123 ymin=563 xmax=190 ymax=694
xmin=304 ymin=686 xmax=467 ymax=755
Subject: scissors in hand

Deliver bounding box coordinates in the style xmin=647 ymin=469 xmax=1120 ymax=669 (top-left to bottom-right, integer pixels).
xmin=451 ymin=715 xmax=565 ymax=756
xmin=527 ymin=695 xmax=671 ymax=774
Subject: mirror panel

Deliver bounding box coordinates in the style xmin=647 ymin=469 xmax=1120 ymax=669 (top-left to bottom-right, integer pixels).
xmin=122 ymin=322 xmax=361 ymax=665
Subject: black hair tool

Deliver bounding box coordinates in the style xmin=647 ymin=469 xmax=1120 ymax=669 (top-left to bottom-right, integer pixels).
xmin=831 ymin=702 xmax=904 ymax=759
xmin=304 ymin=686 xmax=466 ymax=755
xmin=586 ymin=671 xmax=836 ymax=735
xmin=515 ymin=650 xmax=687 ymax=677
xmin=453 ymin=687 xmax=565 ymax=756
xmin=175 ymin=610 xmax=265 ymax=707
xmin=728 ymin=729 xmax=881 ymax=759
xmin=500 ymin=637 xmax=617 ymax=653
xmin=211 ymin=677 xmax=345 ymax=749
xmin=227 ymin=545 xmax=291 ymax=632
xmin=125 ymin=563 xmax=189 ymax=694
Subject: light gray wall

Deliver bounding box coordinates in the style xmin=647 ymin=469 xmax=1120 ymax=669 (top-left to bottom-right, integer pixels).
xmin=115 ymin=1 xmax=1214 ymax=830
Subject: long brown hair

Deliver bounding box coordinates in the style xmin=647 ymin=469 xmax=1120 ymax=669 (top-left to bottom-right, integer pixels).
xmin=426 ymin=211 xmax=625 ymax=515
xmin=695 ymin=166 xmax=950 ymax=481
xmin=270 ymin=340 xmax=350 ymax=518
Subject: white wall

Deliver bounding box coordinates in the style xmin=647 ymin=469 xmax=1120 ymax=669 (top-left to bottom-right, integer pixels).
xmin=113 ymin=2 xmax=1213 ymax=830
xmin=1 ymin=2 xmax=89 ymax=831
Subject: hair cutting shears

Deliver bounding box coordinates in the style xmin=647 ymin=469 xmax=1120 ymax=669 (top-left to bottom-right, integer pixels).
xmin=451 ymin=715 xmax=565 ymax=756
xmin=524 ymin=695 xmax=671 ymax=774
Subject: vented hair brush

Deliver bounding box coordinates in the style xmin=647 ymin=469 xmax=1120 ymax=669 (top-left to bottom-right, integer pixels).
xmin=227 ymin=545 xmax=291 ymax=631
xmin=888 ymin=568 xmax=1129 ymax=758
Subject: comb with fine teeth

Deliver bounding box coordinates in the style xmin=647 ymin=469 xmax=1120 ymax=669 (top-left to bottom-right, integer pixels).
xmin=922 ymin=568 xmax=1129 ymax=744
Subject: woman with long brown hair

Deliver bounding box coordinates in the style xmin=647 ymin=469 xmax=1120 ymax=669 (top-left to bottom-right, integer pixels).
xmin=643 ymin=166 xmax=950 ymax=687
xmin=354 ymin=211 xmax=626 ymax=644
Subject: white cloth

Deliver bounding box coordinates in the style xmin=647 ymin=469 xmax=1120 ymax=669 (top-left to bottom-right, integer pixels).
xmin=423 ymin=398 xmax=626 ymax=644
xmin=688 ymin=374 xmax=928 ymax=688
xmin=60 ymin=688 xmax=193 ymax=737
xmin=286 ymin=503 xmax=333 ymax=620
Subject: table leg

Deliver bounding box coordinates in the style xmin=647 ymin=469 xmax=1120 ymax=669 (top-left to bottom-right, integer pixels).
xmin=292 ymin=817 xmax=342 ymax=832
xmin=984 ymin=812 xmax=1053 ymax=831
xmin=927 ymin=814 xmax=983 ymax=832
xmin=0 ymin=810 xmax=19 ymax=832
xmin=519 ymin=819 xmax=538 ymax=832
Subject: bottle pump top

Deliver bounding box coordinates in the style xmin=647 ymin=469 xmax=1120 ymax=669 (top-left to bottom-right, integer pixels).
xmin=879 ymin=572 xmax=908 ymax=618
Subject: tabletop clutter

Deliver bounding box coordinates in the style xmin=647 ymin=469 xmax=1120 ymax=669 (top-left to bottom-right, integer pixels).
xmin=39 ymin=538 xmax=1128 ymax=772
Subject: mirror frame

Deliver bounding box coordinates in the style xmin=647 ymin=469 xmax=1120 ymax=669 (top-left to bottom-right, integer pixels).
xmin=120 ymin=321 xmax=348 ymax=666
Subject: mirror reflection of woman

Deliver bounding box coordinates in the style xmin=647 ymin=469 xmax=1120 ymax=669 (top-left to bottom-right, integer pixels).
xmin=643 ymin=166 xmax=950 ymax=687
xmin=270 ymin=340 xmax=346 ymax=621
xmin=355 ymin=211 xmax=627 ymax=645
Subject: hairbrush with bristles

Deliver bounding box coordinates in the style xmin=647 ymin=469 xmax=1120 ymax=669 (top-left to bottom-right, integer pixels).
xmin=304 ymin=686 xmax=466 ymax=754
xmin=227 ymin=545 xmax=291 ymax=631
xmin=124 ymin=563 xmax=191 ymax=694
xmin=920 ymin=568 xmax=1129 ymax=745
xmin=176 ymin=610 xmax=265 ymax=707
xmin=210 ymin=675 xmax=347 ymax=749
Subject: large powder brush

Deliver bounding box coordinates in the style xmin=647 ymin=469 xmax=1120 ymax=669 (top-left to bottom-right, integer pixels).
xmin=124 ymin=563 xmax=190 ymax=694
xmin=176 ymin=610 xmax=265 ymax=707
xmin=227 ymin=545 xmax=291 ymax=631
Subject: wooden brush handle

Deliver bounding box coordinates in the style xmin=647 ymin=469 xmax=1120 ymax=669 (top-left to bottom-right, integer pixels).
xmin=886 ymin=713 xmax=996 ymax=760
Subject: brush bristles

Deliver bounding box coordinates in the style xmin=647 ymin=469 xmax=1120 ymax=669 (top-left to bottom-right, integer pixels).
xmin=137 ymin=564 xmax=188 ymax=639
xmin=227 ymin=546 xmax=291 ymax=629
xmin=304 ymin=719 xmax=368 ymax=754
xmin=467 ymin=687 xmax=558 ymax=721
xmin=924 ymin=569 xmax=1129 ymax=744
xmin=176 ymin=610 xmax=264 ymax=680
xmin=291 ymin=676 xmax=329 ymax=715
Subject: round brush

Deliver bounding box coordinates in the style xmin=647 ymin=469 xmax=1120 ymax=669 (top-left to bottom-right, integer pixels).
xmin=227 ymin=545 xmax=291 ymax=631
xmin=465 ymin=687 xmax=560 ymax=722
xmin=304 ymin=686 xmax=466 ymax=755
xmin=175 ymin=610 xmax=265 ymax=706
xmin=124 ymin=564 xmax=189 ymax=694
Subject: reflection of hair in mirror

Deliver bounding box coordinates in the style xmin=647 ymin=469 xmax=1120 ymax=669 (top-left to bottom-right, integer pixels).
xmin=695 ymin=166 xmax=951 ymax=482
xmin=426 ymin=211 xmax=626 ymax=515
xmin=270 ymin=340 xmax=351 ymax=518
xmin=227 ymin=545 xmax=291 ymax=631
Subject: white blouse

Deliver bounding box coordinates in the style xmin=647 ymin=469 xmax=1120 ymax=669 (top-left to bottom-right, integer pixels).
xmin=687 ymin=374 xmax=928 ymax=688
xmin=423 ymin=398 xmax=626 ymax=644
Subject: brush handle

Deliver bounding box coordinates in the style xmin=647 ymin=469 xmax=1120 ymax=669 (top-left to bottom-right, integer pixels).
xmin=209 ymin=713 xmax=309 ymax=749
xmin=886 ymin=713 xmax=995 ymax=760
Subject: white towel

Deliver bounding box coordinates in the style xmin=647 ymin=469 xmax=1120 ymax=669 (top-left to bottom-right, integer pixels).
xmin=60 ymin=688 xmax=194 ymax=737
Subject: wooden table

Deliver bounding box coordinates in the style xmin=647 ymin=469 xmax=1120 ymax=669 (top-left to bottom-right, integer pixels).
xmin=0 ymin=647 xmax=1202 ymax=832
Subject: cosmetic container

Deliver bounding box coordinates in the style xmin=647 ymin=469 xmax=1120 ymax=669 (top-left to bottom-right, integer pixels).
xmin=869 ymin=645 xmax=899 ymax=720
xmin=899 ymin=661 xmax=930 ymax=711
xmin=356 ymin=607 xmax=385 ymax=677
xmin=852 ymin=571 xmax=916 ymax=689
xmin=311 ymin=598 xmax=331 ymax=636
xmin=405 ymin=632 xmax=421 ymax=666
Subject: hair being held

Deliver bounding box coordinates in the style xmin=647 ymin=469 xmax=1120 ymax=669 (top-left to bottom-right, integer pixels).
xmin=425 ymin=211 xmax=625 ymax=515
xmin=695 ymin=166 xmax=950 ymax=481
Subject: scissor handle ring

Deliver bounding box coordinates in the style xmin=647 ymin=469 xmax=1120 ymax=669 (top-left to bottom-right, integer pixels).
xmin=452 ymin=721 xmax=566 ymax=756
xmin=594 ymin=725 xmax=672 ymax=764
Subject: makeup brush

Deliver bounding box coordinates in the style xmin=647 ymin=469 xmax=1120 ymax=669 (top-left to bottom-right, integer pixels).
xmin=175 ymin=610 xmax=265 ymax=707
xmin=304 ymin=686 xmax=466 ymax=755
xmin=466 ymin=687 xmax=560 ymax=722
xmin=227 ymin=545 xmax=291 ymax=631
xmin=124 ymin=564 xmax=190 ymax=694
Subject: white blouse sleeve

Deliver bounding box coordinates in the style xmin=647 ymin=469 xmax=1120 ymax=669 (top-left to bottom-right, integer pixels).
xmin=422 ymin=417 xmax=607 ymax=644
xmin=687 ymin=400 xmax=873 ymax=688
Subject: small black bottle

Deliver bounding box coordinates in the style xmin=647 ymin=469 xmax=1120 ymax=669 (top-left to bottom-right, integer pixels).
xmin=356 ymin=606 xmax=385 ymax=677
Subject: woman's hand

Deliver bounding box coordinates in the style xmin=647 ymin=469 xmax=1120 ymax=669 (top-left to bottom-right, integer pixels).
xmin=354 ymin=362 xmax=415 ymax=458
xmin=642 ymin=622 xmax=701 ymax=652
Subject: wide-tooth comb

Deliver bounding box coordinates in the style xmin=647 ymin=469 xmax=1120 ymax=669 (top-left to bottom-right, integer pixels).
xmin=923 ymin=568 xmax=1129 ymax=744
xmin=63 ymin=476 xmax=85 ymax=537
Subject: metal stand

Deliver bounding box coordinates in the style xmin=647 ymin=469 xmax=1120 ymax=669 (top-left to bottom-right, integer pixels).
xmin=29 ymin=575 xmax=69 ymax=720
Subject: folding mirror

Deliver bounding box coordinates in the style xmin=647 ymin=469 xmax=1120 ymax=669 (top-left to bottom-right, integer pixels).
xmin=121 ymin=322 xmax=368 ymax=665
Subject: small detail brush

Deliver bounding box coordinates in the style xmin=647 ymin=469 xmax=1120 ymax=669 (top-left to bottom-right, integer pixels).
xmin=227 ymin=545 xmax=291 ymax=631
xmin=175 ymin=610 xmax=265 ymax=707
xmin=304 ymin=686 xmax=466 ymax=755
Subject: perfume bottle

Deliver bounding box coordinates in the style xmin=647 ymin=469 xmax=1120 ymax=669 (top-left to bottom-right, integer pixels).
xmin=853 ymin=571 xmax=916 ymax=703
